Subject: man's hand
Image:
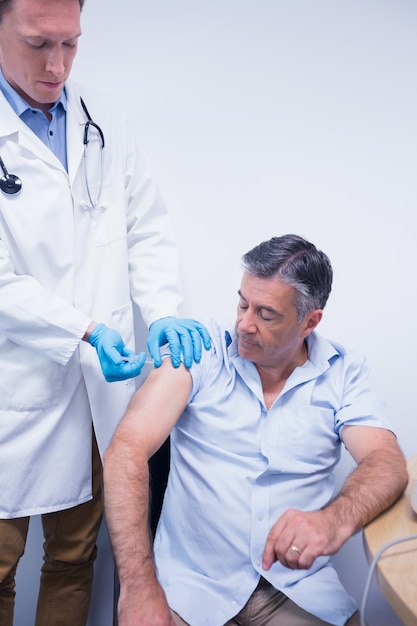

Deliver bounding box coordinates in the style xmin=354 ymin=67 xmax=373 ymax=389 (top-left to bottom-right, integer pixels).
xmin=117 ymin=580 xmax=176 ymax=626
xmin=262 ymin=507 xmax=349 ymax=571
xmin=262 ymin=428 xmax=408 ymax=573
xmin=88 ymin=323 xmax=146 ymax=382
xmin=147 ymin=317 xmax=211 ymax=368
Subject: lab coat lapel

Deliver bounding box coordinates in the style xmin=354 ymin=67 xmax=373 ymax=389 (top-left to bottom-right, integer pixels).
xmin=65 ymin=81 xmax=86 ymax=186
xmin=0 ymin=91 xmax=64 ymax=170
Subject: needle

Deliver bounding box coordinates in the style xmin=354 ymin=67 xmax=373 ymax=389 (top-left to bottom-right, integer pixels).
xmin=121 ymin=356 xmax=154 ymax=364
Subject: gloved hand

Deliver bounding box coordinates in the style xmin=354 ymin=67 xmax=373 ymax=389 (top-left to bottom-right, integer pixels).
xmin=147 ymin=317 xmax=211 ymax=368
xmin=89 ymin=323 xmax=146 ymax=382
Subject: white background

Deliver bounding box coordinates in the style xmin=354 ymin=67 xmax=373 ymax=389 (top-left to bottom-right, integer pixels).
xmin=16 ymin=1 xmax=416 ymax=625
xmin=75 ymin=0 xmax=417 ymax=454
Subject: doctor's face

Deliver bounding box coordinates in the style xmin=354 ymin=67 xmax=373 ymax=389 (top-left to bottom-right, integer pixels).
xmin=0 ymin=0 xmax=81 ymax=115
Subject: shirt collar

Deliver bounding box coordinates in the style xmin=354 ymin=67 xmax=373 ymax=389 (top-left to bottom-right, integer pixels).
xmin=0 ymin=66 xmax=67 ymax=118
xmin=227 ymin=329 xmax=340 ymax=372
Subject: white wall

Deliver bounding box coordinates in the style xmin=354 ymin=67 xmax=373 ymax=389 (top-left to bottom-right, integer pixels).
xmin=74 ymin=0 xmax=417 ymax=453
xmin=16 ymin=1 xmax=417 ymax=624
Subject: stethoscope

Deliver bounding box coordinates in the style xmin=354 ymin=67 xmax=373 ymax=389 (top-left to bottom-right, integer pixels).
xmin=0 ymin=154 xmax=21 ymax=195
xmin=0 ymin=97 xmax=105 ymax=205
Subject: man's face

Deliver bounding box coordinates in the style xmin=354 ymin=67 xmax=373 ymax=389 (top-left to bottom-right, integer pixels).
xmin=0 ymin=0 xmax=81 ymax=114
xmin=235 ymin=272 xmax=321 ymax=368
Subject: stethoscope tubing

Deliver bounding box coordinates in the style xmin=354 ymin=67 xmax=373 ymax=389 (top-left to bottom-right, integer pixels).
xmin=0 ymin=97 xmax=104 ymax=198
xmin=0 ymin=154 xmax=22 ymax=195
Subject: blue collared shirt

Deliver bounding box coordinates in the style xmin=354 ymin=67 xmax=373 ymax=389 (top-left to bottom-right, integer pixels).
xmin=0 ymin=67 xmax=68 ymax=169
xmin=155 ymin=320 xmax=391 ymax=626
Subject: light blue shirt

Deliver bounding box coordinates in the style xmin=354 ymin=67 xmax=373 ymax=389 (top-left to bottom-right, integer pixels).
xmin=154 ymin=320 xmax=391 ymax=626
xmin=0 ymin=67 xmax=68 ymax=169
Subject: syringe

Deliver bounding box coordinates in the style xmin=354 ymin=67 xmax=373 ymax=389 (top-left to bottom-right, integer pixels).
xmin=121 ymin=355 xmax=154 ymax=364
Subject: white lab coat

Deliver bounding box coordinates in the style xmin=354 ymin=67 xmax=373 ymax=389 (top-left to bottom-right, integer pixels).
xmin=0 ymin=80 xmax=183 ymax=517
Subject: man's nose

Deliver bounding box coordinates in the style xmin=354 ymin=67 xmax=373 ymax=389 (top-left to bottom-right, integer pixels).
xmin=238 ymin=309 xmax=256 ymax=332
xmin=45 ymin=48 xmax=65 ymax=77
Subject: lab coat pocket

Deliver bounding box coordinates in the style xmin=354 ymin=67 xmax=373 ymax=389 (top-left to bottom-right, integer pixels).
xmin=0 ymin=344 xmax=64 ymax=412
xmin=87 ymin=179 xmax=128 ymax=247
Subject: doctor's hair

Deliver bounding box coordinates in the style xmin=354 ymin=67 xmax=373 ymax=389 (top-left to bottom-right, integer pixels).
xmin=241 ymin=234 xmax=333 ymax=320
xmin=0 ymin=0 xmax=85 ymax=22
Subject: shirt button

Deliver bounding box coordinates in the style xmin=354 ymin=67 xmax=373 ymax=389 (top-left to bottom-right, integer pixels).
xmin=257 ymin=513 xmax=263 ymax=521
xmin=231 ymin=601 xmax=237 ymax=609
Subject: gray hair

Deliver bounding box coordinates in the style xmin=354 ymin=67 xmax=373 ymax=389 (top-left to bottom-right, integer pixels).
xmin=242 ymin=234 xmax=333 ymax=320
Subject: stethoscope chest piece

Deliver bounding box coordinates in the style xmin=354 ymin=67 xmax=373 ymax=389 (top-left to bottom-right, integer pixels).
xmin=0 ymin=173 xmax=22 ymax=195
xmin=0 ymin=96 xmax=103 ymax=199
xmin=0 ymin=156 xmax=22 ymax=195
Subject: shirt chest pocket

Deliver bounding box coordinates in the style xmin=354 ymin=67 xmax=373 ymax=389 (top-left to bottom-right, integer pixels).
xmin=295 ymin=406 xmax=340 ymax=468
xmin=270 ymin=406 xmax=341 ymax=473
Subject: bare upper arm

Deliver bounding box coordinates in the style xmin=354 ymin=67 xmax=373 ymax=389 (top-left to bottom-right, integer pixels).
xmin=112 ymin=359 xmax=192 ymax=459
xmin=341 ymin=424 xmax=403 ymax=465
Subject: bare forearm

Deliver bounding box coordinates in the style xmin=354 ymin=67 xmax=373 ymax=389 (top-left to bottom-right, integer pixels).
xmin=104 ymin=438 xmax=174 ymax=625
xmin=263 ymin=438 xmax=408 ymax=571
xmin=103 ymin=441 xmax=155 ymax=590
xmin=102 ymin=364 xmax=189 ymax=625
xmin=325 ymin=445 xmax=408 ymax=540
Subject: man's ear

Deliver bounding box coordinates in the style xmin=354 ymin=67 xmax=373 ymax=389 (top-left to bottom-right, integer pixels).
xmin=302 ymin=309 xmax=323 ymax=337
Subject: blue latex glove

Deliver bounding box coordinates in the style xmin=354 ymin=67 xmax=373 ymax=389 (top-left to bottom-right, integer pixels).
xmin=89 ymin=323 xmax=146 ymax=382
xmin=147 ymin=317 xmax=211 ymax=369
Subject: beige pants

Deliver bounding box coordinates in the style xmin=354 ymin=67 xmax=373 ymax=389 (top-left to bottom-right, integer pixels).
xmin=171 ymin=577 xmax=361 ymax=626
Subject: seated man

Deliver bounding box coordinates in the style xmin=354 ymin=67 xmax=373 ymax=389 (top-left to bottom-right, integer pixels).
xmin=104 ymin=234 xmax=408 ymax=626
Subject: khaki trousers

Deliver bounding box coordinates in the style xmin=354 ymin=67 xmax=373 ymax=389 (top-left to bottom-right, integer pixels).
xmin=0 ymin=433 xmax=103 ymax=626
xmin=171 ymin=577 xmax=361 ymax=626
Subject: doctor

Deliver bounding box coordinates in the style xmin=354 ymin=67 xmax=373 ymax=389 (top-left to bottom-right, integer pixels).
xmin=0 ymin=0 xmax=210 ymax=624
